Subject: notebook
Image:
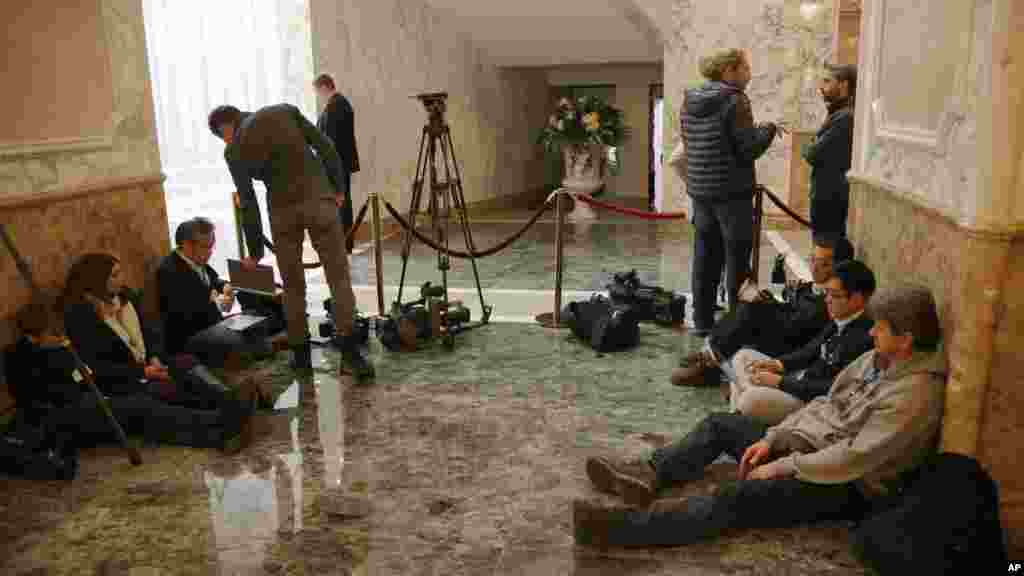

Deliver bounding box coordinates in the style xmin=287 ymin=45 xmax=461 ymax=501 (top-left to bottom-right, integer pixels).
xmin=219 ymin=314 xmax=267 ymax=332
xmin=227 ymin=259 xmax=276 ymax=297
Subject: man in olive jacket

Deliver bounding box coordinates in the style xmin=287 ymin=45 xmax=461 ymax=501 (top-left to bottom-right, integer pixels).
xmin=574 ymin=285 xmax=946 ymax=548
xmin=208 ymin=103 xmax=372 ymax=379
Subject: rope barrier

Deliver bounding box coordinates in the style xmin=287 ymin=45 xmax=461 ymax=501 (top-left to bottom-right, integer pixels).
xmin=571 ymin=193 xmax=689 ymax=220
xmin=757 ymin=185 xmax=812 ymax=229
xmin=382 ymin=195 xmax=555 ymax=259
xmin=258 ymin=199 xmax=369 ymax=269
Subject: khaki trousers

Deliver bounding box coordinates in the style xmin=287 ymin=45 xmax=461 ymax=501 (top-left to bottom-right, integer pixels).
xmin=269 ymin=196 xmax=355 ymax=347
xmin=727 ymin=348 xmax=806 ymax=426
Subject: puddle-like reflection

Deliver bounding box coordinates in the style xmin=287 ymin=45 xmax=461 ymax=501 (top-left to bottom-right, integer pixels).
xmin=204 ymin=379 xmax=305 ymax=572
xmin=314 ymin=373 xmax=345 ymax=489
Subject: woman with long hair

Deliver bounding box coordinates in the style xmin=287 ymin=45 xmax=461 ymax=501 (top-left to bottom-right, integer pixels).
xmin=62 ymin=252 xmax=255 ymax=452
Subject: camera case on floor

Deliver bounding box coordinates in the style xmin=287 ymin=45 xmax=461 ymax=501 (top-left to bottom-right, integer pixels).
xmin=318 ymin=299 xmax=370 ymax=346
xmin=563 ymin=294 xmax=639 ymax=353
xmin=607 ymin=270 xmax=686 ymax=326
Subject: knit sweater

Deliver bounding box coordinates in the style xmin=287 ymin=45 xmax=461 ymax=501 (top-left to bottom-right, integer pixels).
xmin=765 ymin=348 xmax=946 ymax=497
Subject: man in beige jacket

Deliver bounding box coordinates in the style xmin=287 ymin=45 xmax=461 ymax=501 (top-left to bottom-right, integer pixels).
xmin=574 ymin=284 xmax=946 ymax=548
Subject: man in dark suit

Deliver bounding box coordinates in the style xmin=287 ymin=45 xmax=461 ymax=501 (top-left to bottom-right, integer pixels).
xmin=157 ymin=218 xmax=282 ymax=369
xmin=672 ymin=236 xmax=854 ymax=386
xmin=723 ymin=259 xmax=876 ymax=424
xmin=314 ymin=73 xmax=360 ymax=253
xmin=208 ymin=103 xmax=373 ymax=379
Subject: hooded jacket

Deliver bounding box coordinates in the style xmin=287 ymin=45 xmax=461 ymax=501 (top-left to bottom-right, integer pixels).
xmin=680 ymin=81 xmax=776 ymax=202
xmin=764 ymin=347 xmax=947 ymax=498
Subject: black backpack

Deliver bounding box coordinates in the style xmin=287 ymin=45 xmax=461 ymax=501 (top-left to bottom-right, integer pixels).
xmin=852 ymin=453 xmax=1008 ymax=575
xmin=564 ymin=295 xmax=639 ymax=353
xmin=606 ymin=270 xmax=686 ymax=326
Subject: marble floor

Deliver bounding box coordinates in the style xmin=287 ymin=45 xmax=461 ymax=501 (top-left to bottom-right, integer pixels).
xmin=1 ymin=203 xmax=867 ymax=575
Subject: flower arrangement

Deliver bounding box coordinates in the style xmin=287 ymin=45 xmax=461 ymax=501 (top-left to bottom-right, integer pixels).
xmin=537 ymin=95 xmax=630 ymax=174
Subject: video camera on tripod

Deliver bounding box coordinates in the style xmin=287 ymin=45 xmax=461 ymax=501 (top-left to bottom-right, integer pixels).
xmin=377 ymin=282 xmax=471 ymax=351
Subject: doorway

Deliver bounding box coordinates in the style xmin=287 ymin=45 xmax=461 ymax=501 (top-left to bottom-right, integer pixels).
xmin=648 ymin=84 xmax=664 ymax=211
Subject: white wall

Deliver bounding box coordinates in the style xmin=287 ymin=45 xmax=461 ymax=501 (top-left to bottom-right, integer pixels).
xmin=547 ymin=63 xmax=663 ymax=198
xmin=309 ymin=0 xmax=548 ymax=213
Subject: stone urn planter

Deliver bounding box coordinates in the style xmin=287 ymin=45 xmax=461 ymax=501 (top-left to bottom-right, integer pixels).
xmin=561 ymin=143 xmax=605 ymax=221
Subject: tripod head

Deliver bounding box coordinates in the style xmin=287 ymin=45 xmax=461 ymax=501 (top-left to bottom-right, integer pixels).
xmin=413 ymin=92 xmax=448 ymax=128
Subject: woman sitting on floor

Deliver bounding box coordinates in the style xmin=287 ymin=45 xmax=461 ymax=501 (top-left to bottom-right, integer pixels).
xmin=61 ymin=252 xmax=257 ymax=452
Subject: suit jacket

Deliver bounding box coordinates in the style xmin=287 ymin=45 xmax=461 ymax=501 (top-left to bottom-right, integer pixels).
xmin=317 ymin=93 xmax=360 ymax=175
xmin=156 ymin=251 xmax=227 ymax=355
xmin=777 ymin=313 xmax=874 ymax=403
xmin=802 ymin=99 xmax=854 ymax=232
xmin=224 ymin=104 xmax=345 ymax=261
xmin=780 ymin=282 xmax=830 ymax=351
xmin=63 ymin=289 xmax=164 ymax=397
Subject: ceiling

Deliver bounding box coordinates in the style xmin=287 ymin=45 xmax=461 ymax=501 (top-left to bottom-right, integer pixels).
xmin=420 ymin=0 xmax=664 ymax=67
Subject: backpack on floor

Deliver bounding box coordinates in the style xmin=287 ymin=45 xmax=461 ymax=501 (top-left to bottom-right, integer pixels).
xmin=607 ymin=270 xmax=686 ymax=326
xmin=564 ymin=295 xmax=639 ymax=353
xmin=852 ymin=452 xmax=1008 ymax=575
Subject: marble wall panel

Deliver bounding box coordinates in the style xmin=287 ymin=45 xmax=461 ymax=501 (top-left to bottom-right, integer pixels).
xmin=309 ymin=0 xmax=550 ymax=214
xmin=0 ymin=0 xmax=161 ymax=198
xmin=661 ymin=0 xmax=835 ymax=213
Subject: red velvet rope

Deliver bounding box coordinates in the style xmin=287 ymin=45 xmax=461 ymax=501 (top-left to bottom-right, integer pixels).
xmin=571 ymin=194 xmax=689 ymax=220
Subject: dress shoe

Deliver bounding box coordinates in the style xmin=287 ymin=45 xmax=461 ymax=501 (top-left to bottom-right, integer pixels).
xmin=671 ymin=350 xmax=717 ymax=387
xmin=585 ymin=456 xmax=658 ymax=507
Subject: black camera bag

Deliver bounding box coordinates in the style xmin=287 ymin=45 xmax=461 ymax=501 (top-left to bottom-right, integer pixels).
xmin=565 ymin=295 xmax=639 ymax=353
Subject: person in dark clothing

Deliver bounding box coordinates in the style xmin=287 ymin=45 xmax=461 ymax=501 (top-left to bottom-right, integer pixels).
xmin=722 ymin=259 xmax=876 ymax=424
xmin=672 ymin=236 xmax=854 ymax=387
xmin=804 ymin=64 xmax=856 ymax=242
xmin=574 ymin=285 xmax=946 ymax=550
xmin=157 ymin=217 xmax=284 ymax=369
xmin=314 ymin=73 xmax=361 ymax=254
xmin=61 ymin=253 xmax=256 ymax=453
xmin=682 ymin=49 xmax=780 ymax=335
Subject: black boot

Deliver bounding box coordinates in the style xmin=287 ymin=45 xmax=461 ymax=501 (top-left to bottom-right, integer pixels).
xmin=289 ymin=342 xmax=312 ymax=371
xmin=340 ymin=335 xmax=374 ymax=381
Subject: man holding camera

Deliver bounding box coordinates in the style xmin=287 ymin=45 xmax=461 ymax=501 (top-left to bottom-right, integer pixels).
xmin=208 ymin=103 xmax=373 ymax=380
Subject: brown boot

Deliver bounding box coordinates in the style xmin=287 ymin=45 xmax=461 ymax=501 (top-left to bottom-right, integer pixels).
xmin=671 ymin=350 xmax=717 ymax=387
xmin=573 ymin=498 xmax=630 ymax=548
xmin=585 ymin=456 xmax=658 ymax=507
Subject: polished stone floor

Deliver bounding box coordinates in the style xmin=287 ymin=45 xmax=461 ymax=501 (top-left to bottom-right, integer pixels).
xmin=1 ymin=202 xmax=867 ymax=575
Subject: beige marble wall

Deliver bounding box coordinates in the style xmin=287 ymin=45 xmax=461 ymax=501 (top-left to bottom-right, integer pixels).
xmin=0 ymin=0 xmax=161 ymax=198
xmin=660 ymin=0 xmax=835 ymax=213
xmin=849 ymin=179 xmax=1024 ymax=553
xmin=308 ymin=0 xmax=549 ymax=215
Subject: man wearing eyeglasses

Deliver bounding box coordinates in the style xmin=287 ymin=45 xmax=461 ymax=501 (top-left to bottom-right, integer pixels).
xmin=724 ymin=259 xmax=876 ymax=424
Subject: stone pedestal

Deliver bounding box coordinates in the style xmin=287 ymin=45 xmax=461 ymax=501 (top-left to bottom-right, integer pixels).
xmin=562 ymin=144 xmax=604 ymax=221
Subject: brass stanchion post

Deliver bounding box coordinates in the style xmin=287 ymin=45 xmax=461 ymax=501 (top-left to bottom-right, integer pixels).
xmin=370 ymin=192 xmax=386 ymax=316
xmin=553 ymin=189 xmax=565 ymax=325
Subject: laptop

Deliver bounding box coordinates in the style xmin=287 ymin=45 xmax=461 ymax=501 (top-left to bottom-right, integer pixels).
xmin=227 ymin=259 xmax=277 ymax=297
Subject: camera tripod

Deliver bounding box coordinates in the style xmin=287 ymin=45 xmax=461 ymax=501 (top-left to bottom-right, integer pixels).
xmin=394 ymin=92 xmax=492 ymax=348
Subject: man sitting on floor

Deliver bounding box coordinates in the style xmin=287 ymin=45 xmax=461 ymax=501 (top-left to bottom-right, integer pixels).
xmin=157 ymin=217 xmax=282 ymax=369
xmin=710 ymin=259 xmax=875 ymax=425
xmin=672 ymin=235 xmax=854 ymax=387
xmin=575 ymin=284 xmax=945 ymax=549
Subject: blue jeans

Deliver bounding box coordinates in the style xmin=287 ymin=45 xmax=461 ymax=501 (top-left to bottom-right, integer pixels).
xmin=603 ymin=412 xmax=866 ymax=547
xmin=690 ymin=196 xmax=754 ymax=330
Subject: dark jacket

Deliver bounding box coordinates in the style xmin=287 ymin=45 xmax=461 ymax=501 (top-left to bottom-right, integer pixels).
xmin=803 ymin=99 xmax=854 ymax=237
xmin=317 ymin=93 xmax=360 ymax=175
xmin=681 ymin=81 xmax=776 ymax=202
xmin=779 ymin=281 xmax=830 ymax=351
xmin=4 ymin=337 xmax=83 ymax=414
xmin=156 ymin=251 xmax=228 ymax=355
xmin=225 ymin=104 xmax=345 ymax=261
xmin=63 ymin=290 xmax=164 ymax=397
xmin=777 ymin=312 xmax=874 ymax=403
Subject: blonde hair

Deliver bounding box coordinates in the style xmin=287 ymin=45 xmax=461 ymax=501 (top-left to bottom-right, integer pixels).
xmin=699 ymin=49 xmax=747 ymax=81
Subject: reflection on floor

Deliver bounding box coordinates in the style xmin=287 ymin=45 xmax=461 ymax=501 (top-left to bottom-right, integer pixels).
xmin=0 ymin=206 xmax=864 ymax=575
